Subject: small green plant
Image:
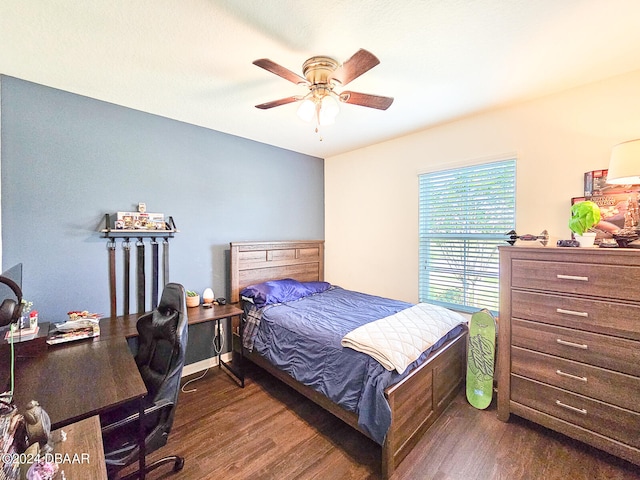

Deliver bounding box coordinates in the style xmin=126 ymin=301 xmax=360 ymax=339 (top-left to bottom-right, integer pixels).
xmin=186 ymin=290 xmax=198 ymax=297
xmin=569 ymin=201 xmax=601 ymax=235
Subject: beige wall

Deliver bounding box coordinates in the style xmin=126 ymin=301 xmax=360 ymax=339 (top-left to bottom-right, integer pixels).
xmin=325 ymin=69 xmax=640 ymax=303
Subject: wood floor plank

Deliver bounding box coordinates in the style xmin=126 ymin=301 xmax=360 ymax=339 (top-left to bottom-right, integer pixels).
xmin=125 ymin=363 xmax=640 ymax=480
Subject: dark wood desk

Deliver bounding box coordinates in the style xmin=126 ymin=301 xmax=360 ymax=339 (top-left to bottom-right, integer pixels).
xmin=101 ymin=303 xmax=244 ymax=385
xmin=15 ymin=416 xmax=108 ymax=479
xmin=184 ymin=303 xmax=243 ymax=328
xmin=8 ymin=303 xmax=241 ymax=477
xmin=10 ymin=303 xmax=243 ymax=426
xmin=12 ymin=334 xmax=148 ymax=478
xmin=51 ymin=416 xmax=108 ymax=479
xmin=13 ymin=335 xmax=146 ymax=430
xmin=99 ymin=303 xmax=243 ymax=339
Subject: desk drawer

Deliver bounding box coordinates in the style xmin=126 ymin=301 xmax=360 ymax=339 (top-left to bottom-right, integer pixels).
xmin=511 ymin=346 xmax=640 ymax=412
xmin=511 ymin=290 xmax=640 ymax=341
xmin=512 ymin=319 xmax=640 ymax=377
xmin=511 ymin=259 xmax=640 ymax=301
xmin=511 ymin=375 xmax=640 ymax=449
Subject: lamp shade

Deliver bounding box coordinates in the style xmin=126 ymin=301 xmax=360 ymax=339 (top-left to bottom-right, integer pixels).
xmin=297 ymin=99 xmax=316 ymax=122
xmin=607 ymin=139 xmax=640 ymax=185
xmin=202 ymin=288 xmax=214 ymax=304
xmin=318 ymin=95 xmax=339 ymax=126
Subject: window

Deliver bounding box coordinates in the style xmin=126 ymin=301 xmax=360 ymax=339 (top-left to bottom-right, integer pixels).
xmin=419 ymin=159 xmax=516 ymax=314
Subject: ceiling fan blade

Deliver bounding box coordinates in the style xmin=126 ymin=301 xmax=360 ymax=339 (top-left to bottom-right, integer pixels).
xmin=339 ymin=91 xmax=394 ymax=110
xmin=253 ymin=59 xmax=308 ymax=85
xmin=330 ymin=49 xmax=380 ymax=86
xmin=255 ymin=96 xmax=302 ymax=109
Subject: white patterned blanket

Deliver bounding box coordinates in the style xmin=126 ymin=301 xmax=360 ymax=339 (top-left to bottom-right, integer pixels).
xmin=341 ymin=303 xmax=466 ymax=374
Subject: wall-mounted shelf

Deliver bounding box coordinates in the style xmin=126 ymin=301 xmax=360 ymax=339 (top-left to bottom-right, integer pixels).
xmin=100 ymin=213 xmax=178 ymax=239
xmin=100 ymin=213 xmax=178 ymax=316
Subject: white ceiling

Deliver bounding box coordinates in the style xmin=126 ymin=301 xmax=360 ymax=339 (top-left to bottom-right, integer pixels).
xmin=2 ymin=1 xmax=640 ymax=159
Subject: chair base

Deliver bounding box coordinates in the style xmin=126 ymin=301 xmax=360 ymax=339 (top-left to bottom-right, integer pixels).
xmin=115 ymin=455 xmax=185 ymax=480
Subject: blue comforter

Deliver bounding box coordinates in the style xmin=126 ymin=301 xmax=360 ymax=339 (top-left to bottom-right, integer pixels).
xmin=248 ymin=287 xmax=464 ymax=444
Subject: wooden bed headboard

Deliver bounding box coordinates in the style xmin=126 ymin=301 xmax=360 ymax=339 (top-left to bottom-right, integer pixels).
xmin=229 ymin=240 xmax=325 ymax=303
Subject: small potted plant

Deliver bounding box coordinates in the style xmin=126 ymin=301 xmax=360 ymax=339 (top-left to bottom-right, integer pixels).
xmin=569 ymin=200 xmax=601 ymax=247
xmin=186 ymin=290 xmax=200 ymax=308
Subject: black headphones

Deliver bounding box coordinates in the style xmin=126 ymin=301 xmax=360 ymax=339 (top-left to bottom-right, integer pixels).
xmin=0 ymin=275 xmax=23 ymax=327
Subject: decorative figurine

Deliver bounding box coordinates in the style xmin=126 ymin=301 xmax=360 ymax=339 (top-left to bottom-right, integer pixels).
xmin=23 ymin=400 xmax=51 ymax=449
xmin=505 ymin=230 xmax=549 ymax=246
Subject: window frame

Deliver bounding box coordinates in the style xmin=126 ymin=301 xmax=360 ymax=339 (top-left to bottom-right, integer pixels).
xmin=418 ymin=158 xmax=516 ymax=314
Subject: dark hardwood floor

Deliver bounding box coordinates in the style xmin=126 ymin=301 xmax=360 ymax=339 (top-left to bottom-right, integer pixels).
xmin=138 ymin=362 xmax=640 ymax=480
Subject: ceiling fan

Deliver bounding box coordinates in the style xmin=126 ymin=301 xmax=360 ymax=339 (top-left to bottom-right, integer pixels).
xmin=253 ymin=49 xmax=393 ymax=127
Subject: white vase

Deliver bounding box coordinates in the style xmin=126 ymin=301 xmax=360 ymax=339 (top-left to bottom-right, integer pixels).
xmin=575 ymin=232 xmax=596 ymax=247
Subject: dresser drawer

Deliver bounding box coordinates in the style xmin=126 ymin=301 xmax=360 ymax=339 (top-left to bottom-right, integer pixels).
xmin=511 ymin=290 xmax=640 ymax=341
xmin=511 ymin=375 xmax=640 ymax=449
xmin=511 ymin=346 xmax=640 ymax=412
xmin=512 ymin=319 xmax=640 ymax=377
xmin=511 ymin=259 xmax=640 ymax=302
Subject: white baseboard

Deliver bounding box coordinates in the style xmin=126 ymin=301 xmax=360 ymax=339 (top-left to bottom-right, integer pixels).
xmin=182 ymin=352 xmax=232 ymax=378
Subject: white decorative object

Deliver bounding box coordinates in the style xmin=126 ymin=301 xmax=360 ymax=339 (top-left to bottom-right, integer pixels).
xmin=202 ymin=288 xmax=214 ymax=304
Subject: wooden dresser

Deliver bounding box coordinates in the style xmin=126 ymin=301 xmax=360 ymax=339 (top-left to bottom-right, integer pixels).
xmin=497 ymin=246 xmax=640 ymax=466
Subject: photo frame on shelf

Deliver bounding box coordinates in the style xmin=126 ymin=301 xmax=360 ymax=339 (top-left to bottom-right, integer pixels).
xmin=115 ymin=211 xmax=166 ymax=230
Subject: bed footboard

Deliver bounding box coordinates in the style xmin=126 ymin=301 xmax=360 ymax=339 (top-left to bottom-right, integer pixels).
xmin=382 ymin=328 xmax=467 ymax=478
xmin=239 ymin=328 xmax=467 ymax=479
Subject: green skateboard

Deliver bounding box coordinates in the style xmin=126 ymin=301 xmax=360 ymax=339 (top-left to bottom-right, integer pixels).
xmin=466 ymin=309 xmax=497 ymax=409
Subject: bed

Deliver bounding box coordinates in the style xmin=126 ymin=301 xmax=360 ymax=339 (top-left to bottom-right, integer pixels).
xmin=230 ymin=240 xmax=468 ymax=479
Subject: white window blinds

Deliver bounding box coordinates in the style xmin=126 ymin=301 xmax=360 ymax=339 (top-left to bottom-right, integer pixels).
xmin=419 ymin=159 xmax=516 ymax=313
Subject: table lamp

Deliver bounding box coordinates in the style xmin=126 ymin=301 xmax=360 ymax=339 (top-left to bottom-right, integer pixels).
xmin=608 ymin=139 xmax=640 ymax=247
xmin=607 ymin=139 xmax=640 ymax=184
xmin=202 ymin=288 xmax=214 ymax=305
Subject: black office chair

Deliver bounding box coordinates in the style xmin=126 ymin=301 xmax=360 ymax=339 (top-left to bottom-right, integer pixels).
xmin=101 ymin=282 xmax=189 ymax=479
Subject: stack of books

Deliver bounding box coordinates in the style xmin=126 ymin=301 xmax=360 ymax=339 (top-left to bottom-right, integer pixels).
xmin=47 ymin=314 xmax=101 ymax=345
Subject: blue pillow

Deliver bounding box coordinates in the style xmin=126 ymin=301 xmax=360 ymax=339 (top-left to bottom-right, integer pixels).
xmin=240 ymin=278 xmax=330 ymax=307
xmin=300 ymin=281 xmax=331 ymax=295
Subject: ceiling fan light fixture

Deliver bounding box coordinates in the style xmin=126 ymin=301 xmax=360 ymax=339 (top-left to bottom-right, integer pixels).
xmin=297 ymin=93 xmax=339 ymax=125
xmin=297 ymin=98 xmax=316 ymax=122
xmin=318 ymin=94 xmax=339 ymax=126
xmin=254 ymin=49 xmax=393 ymax=130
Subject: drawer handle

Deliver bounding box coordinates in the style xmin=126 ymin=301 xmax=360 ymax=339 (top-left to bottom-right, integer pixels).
xmin=556 ymin=338 xmax=588 ymax=350
xmin=555 ymin=400 xmax=587 ymax=415
xmin=556 ymin=370 xmax=588 ymax=382
xmin=556 ymin=308 xmax=588 ymax=318
xmin=556 ymin=274 xmax=589 ymax=281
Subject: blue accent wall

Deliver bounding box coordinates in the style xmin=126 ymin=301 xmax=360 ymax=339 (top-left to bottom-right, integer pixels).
xmin=0 ymin=76 xmax=324 ymax=363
